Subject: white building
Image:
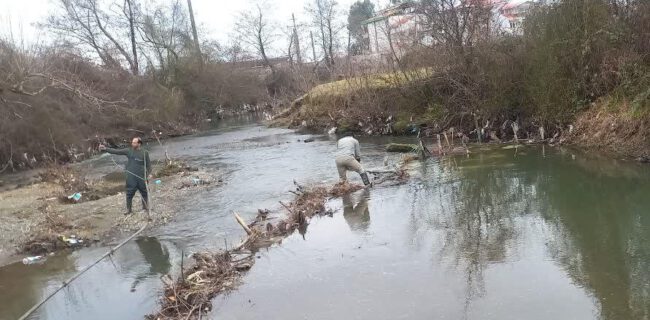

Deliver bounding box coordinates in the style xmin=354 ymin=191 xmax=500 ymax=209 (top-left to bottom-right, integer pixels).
xmin=362 ymin=2 xmax=428 ymax=57
xmin=362 ymin=0 xmax=543 ymax=56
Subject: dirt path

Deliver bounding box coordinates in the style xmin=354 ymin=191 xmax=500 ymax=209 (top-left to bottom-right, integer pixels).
xmin=0 ymin=168 xmax=221 ymax=267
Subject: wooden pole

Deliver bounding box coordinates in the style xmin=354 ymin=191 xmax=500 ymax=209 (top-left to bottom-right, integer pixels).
xmin=18 ymin=222 xmax=149 ymax=320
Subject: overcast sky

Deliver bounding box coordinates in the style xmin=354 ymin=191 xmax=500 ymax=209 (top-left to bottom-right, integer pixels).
xmin=0 ymin=0 xmax=390 ymax=50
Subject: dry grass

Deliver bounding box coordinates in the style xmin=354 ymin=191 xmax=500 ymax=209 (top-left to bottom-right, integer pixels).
xmin=155 ymin=161 xmax=199 ymax=178
xmin=39 ymin=166 xmax=90 ymax=194
xmin=308 ymin=68 xmax=432 ymax=100
xmin=570 ymin=100 xmax=650 ymax=160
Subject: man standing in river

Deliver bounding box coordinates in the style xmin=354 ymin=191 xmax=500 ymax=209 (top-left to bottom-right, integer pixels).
xmin=335 ymin=133 xmax=371 ymax=187
xmin=99 ymin=137 xmax=152 ymax=215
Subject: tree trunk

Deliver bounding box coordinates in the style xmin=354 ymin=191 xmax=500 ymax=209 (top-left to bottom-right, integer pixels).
xmin=310 ymin=30 xmax=317 ymax=63
xmin=126 ymin=0 xmax=139 ymax=74
xmin=187 ymin=0 xmax=202 ymax=61
xmin=292 ymin=13 xmax=302 ymax=65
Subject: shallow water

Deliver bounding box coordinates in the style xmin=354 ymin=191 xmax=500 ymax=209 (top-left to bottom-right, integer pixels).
xmin=0 ymin=119 xmax=648 ymax=320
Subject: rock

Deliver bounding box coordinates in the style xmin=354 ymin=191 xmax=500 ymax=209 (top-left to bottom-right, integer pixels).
xmin=304 ymin=138 xmax=315 ymax=143
xmin=386 ymin=143 xmax=418 ymax=153
xmin=635 ymin=156 xmax=650 ymax=163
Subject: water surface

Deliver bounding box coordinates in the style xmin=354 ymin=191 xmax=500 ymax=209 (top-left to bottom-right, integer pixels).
xmin=0 ymin=120 xmax=648 ymax=320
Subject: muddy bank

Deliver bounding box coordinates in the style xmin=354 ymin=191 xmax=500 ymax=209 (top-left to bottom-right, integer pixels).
xmin=272 ymin=92 xmax=570 ymax=149
xmin=0 ymin=165 xmax=221 ymax=267
xmin=275 ymin=90 xmax=650 ymax=164
xmin=569 ymin=103 xmax=650 ymax=161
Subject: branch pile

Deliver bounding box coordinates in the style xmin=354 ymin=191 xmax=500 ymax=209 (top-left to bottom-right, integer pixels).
xmin=148 ymin=181 xmax=364 ymax=320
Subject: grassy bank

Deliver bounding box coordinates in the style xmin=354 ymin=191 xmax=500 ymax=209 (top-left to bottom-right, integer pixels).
xmin=275 ymin=0 xmax=649 ymax=158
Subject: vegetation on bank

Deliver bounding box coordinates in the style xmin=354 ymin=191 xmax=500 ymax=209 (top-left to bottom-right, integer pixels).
xmin=279 ymin=0 xmax=649 ymax=151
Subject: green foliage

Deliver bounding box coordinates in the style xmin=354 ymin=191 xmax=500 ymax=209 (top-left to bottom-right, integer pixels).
xmin=347 ymin=0 xmax=375 ymax=55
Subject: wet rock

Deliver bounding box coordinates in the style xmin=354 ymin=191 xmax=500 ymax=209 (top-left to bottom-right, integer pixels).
xmin=386 ymin=143 xmax=418 ymax=153
xmin=635 ymin=156 xmax=650 ymax=163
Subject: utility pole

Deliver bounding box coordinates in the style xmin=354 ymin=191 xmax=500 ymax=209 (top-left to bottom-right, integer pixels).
xmin=187 ymin=0 xmax=202 ymax=60
xmin=292 ymin=13 xmax=302 ymax=65
xmin=310 ymin=30 xmax=317 ymax=63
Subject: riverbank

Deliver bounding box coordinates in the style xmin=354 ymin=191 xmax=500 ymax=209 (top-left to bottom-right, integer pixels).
xmin=273 ymin=82 xmax=650 ymax=162
xmin=569 ymin=101 xmax=650 ymax=161
xmin=0 ymin=165 xmax=221 ymax=267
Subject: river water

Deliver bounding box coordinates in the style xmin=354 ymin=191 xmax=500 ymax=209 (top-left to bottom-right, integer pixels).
xmin=0 ymin=117 xmax=648 ymax=320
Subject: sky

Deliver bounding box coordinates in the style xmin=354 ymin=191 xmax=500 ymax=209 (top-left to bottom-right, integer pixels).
xmin=0 ymin=0 xmax=390 ymax=51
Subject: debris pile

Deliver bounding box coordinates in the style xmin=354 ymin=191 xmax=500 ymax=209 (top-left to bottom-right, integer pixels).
xmin=148 ymin=181 xmax=364 ymax=320
xmin=149 ymin=252 xmax=253 ymax=320
xmin=156 ymin=161 xmax=198 ymax=177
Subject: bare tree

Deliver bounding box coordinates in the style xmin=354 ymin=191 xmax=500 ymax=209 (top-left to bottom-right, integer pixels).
xmin=417 ymin=0 xmax=493 ymax=59
xmin=43 ymin=0 xmax=139 ymax=74
xmin=136 ymin=0 xmax=192 ymax=83
xmin=235 ymin=3 xmax=277 ymax=73
xmin=306 ymin=0 xmax=342 ymax=68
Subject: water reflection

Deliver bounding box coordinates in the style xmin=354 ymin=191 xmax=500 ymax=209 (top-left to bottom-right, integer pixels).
xmin=0 ymin=254 xmax=76 ymax=319
xmin=131 ymin=237 xmax=171 ymax=291
xmin=434 ymin=147 xmax=650 ymax=320
xmin=531 ymin=151 xmax=650 ymax=320
xmin=342 ymin=189 xmax=371 ymax=232
xmin=432 ymin=153 xmax=525 ymax=314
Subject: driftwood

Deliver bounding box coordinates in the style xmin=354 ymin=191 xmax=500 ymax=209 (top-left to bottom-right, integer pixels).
xmin=149 ymin=181 xmax=370 ymax=320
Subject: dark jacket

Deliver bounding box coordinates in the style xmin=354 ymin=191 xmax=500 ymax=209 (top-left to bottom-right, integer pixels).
xmin=104 ymin=148 xmax=151 ymax=183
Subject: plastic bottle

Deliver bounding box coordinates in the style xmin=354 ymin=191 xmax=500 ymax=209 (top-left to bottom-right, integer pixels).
xmin=22 ymin=256 xmax=46 ymax=265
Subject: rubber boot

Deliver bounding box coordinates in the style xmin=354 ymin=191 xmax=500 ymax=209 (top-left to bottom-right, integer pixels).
xmin=125 ymin=200 xmax=133 ymax=216
xmin=360 ymin=172 xmax=371 ymax=187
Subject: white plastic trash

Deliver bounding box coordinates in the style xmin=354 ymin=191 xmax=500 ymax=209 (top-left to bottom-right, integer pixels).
xmin=22 ymin=256 xmax=46 ymax=265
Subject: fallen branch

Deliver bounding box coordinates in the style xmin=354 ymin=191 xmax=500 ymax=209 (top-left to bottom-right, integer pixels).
xmin=233 ymin=212 xmax=253 ymax=236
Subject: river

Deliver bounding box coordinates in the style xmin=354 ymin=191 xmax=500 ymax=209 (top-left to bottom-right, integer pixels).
xmin=0 ymin=116 xmax=648 ymax=320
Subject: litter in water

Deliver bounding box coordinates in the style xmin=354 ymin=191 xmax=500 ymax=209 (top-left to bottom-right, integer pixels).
xmin=22 ymin=256 xmax=46 ymax=265
xmin=59 ymin=235 xmax=84 ymax=247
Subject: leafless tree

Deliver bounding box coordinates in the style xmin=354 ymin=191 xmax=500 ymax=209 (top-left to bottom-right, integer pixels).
xmin=417 ymin=0 xmax=493 ymax=59
xmin=306 ymin=0 xmax=342 ymax=68
xmin=42 ymin=0 xmax=140 ymax=74
xmin=235 ymin=2 xmax=277 ymax=73
xmin=136 ymin=0 xmax=192 ymax=83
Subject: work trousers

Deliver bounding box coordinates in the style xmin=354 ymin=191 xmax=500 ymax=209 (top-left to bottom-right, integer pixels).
xmin=335 ymin=155 xmax=365 ymax=181
xmin=126 ymin=177 xmax=148 ymax=212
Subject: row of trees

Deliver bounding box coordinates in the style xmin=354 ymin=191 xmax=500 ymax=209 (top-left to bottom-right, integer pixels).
xmin=0 ymin=0 xmax=272 ymax=171
xmin=281 ymin=0 xmax=648 ymax=141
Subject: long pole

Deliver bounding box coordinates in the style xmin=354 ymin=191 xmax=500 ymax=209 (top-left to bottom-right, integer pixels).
xmin=18 ymin=222 xmax=149 ymax=320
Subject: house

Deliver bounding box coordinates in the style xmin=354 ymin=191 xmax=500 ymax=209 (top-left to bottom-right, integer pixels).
xmin=361 ymin=0 xmax=542 ymax=56
xmin=499 ymin=1 xmax=536 ymax=34
xmin=362 ymin=2 xmax=428 ymax=57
